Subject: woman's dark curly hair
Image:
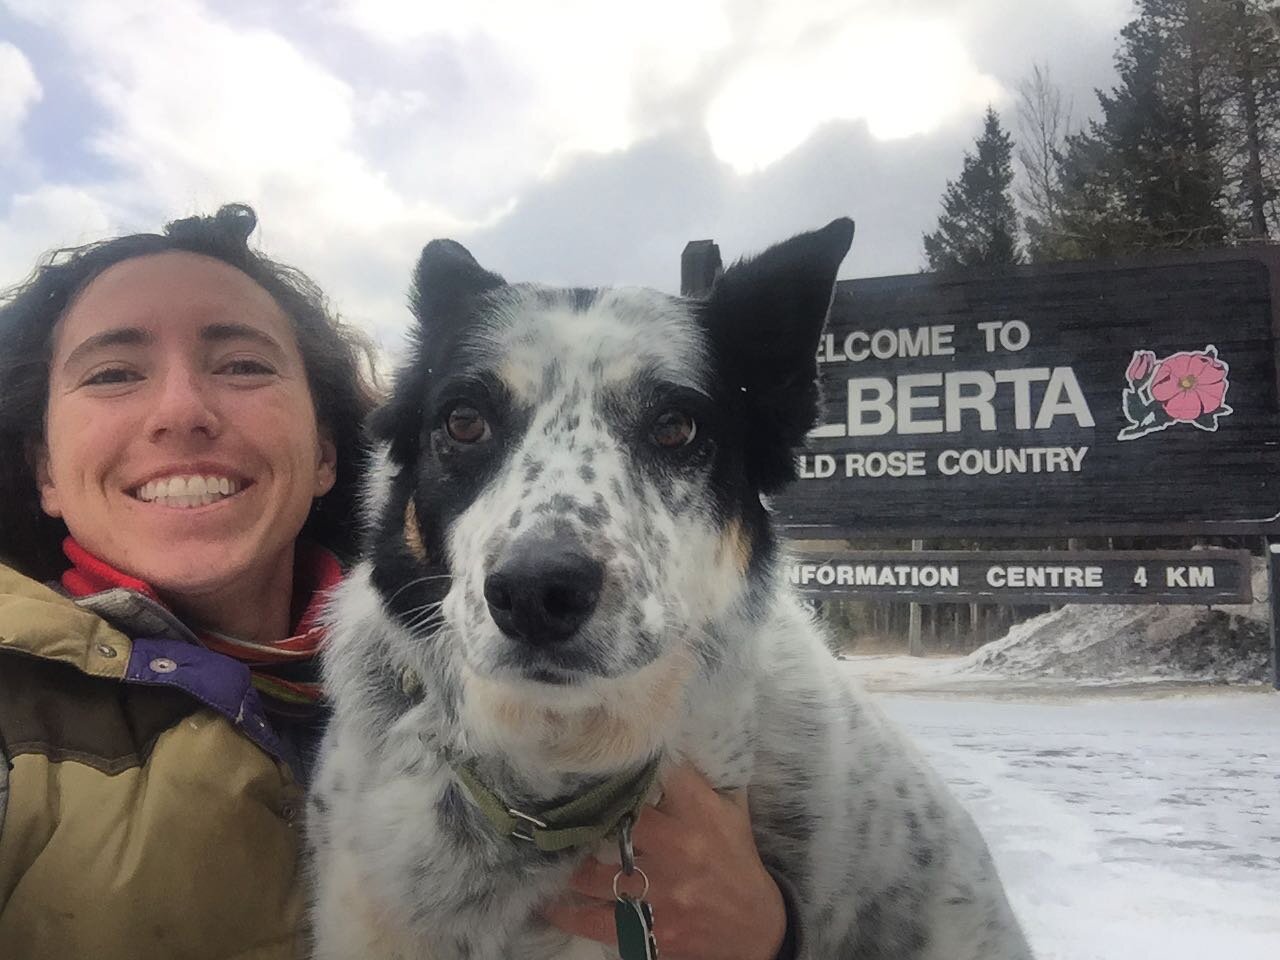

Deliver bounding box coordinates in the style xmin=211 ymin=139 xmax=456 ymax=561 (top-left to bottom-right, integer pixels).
xmin=0 ymin=203 xmax=381 ymax=579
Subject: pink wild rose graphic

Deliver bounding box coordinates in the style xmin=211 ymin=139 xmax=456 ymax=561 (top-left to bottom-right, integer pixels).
xmin=1117 ymin=345 xmax=1233 ymax=441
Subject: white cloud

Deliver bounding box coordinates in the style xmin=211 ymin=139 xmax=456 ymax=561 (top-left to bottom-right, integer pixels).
xmin=41 ymin=2 xmax=426 ymax=219
xmin=0 ymin=41 xmax=42 ymax=158
xmin=329 ymin=0 xmax=1014 ymax=176
xmin=707 ymin=13 xmax=1004 ymax=173
xmin=3 ymin=0 xmax=475 ymax=338
xmin=329 ymin=0 xmax=732 ymax=166
xmin=0 ymin=186 xmax=113 ymax=288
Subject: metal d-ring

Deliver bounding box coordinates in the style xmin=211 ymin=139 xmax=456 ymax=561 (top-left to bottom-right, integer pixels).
xmin=612 ymin=865 xmax=650 ymax=902
xmin=618 ymin=813 xmax=637 ymax=875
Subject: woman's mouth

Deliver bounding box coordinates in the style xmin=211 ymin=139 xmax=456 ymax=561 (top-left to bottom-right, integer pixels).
xmin=132 ymin=474 xmax=246 ymax=509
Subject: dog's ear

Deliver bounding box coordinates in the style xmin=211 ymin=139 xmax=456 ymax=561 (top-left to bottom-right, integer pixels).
xmin=703 ymin=217 xmax=854 ymax=493
xmin=367 ymin=372 xmax=425 ymax=467
xmin=374 ymin=242 xmax=508 ymax=467
xmin=410 ymin=239 xmax=506 ymax=327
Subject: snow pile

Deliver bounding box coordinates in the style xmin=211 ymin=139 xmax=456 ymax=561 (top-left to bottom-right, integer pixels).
xmin=957 ymin=562 xmax=1272 ymax=685
xmin=958 ymin=605 xmax=1270 ymax=684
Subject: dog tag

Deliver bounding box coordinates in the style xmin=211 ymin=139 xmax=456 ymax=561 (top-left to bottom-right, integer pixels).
xmin=614 ymin=893 xmax=658 ymax=960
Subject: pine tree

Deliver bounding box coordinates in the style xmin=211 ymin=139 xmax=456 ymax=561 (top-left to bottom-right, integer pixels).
xmin=1054 ymin=0 xmax=1233 ymax=257
xmin=923 ymin=107 xmax=1021 ymax=270
xmin=1219 ymin=0 xmax=1280 ymax=239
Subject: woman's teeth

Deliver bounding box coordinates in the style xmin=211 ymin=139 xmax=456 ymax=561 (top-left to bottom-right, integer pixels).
xmin=134 ymin=475 xmax=241 ymax=508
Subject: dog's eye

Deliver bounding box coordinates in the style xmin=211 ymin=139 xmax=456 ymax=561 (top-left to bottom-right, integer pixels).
xmin=651 ymin=409 xmax=696 ymax=449
xmin=446 ymin=405 xmax=491 ymax=444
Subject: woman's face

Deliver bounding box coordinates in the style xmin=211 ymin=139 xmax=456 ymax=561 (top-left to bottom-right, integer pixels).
xmin=38 ymin=251 xmax=336 ymax=603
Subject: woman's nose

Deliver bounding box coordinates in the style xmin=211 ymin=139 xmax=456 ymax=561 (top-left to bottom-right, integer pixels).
xmin=145 ymin=367 xmax=221 ymax=439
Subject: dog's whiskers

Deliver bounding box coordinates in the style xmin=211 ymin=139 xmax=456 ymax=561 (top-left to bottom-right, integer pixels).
xmin=405 ymin=614 xmax=446 ymax=636
xmin=383 ymin=573 xmax=452 ymax=608
xmin=402 ymin=601 xmax=447 ymax=635
xmin=403 ymin=601 xmax=443 ymax=622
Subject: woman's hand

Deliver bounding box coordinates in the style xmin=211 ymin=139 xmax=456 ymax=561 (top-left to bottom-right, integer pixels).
xmin=542 ymin=764 xmax=787 ymax=960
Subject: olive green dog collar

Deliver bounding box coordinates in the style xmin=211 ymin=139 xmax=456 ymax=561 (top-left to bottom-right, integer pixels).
xmin=452 ymin=759 xmax=660 ymax=853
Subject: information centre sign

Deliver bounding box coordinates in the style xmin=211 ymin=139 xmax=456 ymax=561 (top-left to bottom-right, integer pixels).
xmin=787 ymin=550 xmax=1254 ymax=605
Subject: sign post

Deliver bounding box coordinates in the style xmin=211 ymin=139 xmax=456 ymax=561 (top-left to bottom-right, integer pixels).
xmin=907 ymin=538 xmax=924 ymax=656
xmin=1269 ymin=540 xmax=1280 ymax=692
xmin=680 ymin=240 xmax=722 ymax=298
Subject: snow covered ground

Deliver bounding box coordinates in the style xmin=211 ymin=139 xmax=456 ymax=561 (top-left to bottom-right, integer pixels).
xmin=847 ymin=658 xmax=1280 ymax=959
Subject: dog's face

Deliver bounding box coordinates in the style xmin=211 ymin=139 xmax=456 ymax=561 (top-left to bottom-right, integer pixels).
xmin=367 ymin=221 xmax=853 ymax=721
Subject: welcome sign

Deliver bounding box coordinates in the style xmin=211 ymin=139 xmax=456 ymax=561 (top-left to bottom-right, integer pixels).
xmin=773 ymin=250 xmax=1280 ymax=537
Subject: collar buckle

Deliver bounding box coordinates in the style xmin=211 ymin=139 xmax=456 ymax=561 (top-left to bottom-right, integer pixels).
xmin=507 ymin=807 xmax=549 ymax=843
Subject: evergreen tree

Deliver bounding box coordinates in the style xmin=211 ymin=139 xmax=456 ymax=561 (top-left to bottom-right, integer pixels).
xmin=1054 ymin=0 xmax=1233 ymax=257
xmin=1218 ymin=0 xmax=1280 ymax=239
xmin=923 ymin=108 xmax=1021 ymax=270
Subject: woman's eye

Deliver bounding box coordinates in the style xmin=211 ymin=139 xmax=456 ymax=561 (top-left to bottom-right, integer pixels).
xmin=445 ymin=404 xmax=492 ymax=444
xmin=652 ymin=409 xmax=697 ymax=449
xmin=218 ymin=358 xmax=276 ymax=376
xmin=82 ymin=367 xmax=141 ymax=387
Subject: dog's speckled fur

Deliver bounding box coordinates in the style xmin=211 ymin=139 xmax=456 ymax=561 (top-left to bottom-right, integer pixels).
xmin=309 ymin=221 xmax=1033 ymax=960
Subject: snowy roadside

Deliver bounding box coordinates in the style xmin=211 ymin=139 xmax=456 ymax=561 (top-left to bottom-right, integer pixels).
xmin=838 ymin=554 xmax=1275 ymax=693
xmin=844 ymin=657 xmax=1280 ymax=960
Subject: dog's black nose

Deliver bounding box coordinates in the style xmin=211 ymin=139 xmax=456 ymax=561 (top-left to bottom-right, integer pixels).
xmin=484 ymin=542 xmax=604 ymax=645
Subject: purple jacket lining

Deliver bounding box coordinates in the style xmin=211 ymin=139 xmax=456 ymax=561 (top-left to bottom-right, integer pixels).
xmin=125 ymin=636 xmax=288 ymax=766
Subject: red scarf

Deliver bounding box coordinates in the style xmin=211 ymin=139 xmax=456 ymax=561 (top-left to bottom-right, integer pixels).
xmin=61 ymin=537 xmax=342 ymax=710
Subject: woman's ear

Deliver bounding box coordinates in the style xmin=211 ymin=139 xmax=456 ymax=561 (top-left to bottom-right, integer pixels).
xmin=314 ymin=433 xmax=338 ymax=497
xmin=30 ymin=441 xmax=63 ymax=518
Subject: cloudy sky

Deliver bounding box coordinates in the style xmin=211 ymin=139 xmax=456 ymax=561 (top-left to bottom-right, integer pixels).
xmin=1 ymin=0 xmax=1133 ymax=349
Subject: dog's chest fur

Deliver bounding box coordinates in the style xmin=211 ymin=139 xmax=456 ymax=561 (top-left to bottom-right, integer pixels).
xmin=308 ymin=225 xmax=1032 ymax=959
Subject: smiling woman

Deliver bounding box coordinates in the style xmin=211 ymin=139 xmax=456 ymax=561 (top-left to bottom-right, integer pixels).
xmin=0 ymin=204 xmax=379 ymax=959
xmin=39 ymin=252 xmax=340 ymax=642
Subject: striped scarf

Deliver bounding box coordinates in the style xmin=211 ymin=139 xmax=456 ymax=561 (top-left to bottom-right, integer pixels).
xmin=60 ymin=537 xmax=341 ymax=715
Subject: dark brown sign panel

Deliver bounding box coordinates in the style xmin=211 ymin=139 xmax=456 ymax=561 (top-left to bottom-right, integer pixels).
xmin=789 ymin=550 xmax=1254 ymax=604
xmin=773 ymin=250 xmax=1280 ymax=537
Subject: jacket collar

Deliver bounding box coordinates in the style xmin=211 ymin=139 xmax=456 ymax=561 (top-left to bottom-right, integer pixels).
xmin=59 ymin=537 xmax=343 ymax=710
xmin=59 ymin=536 xmax=342 ymax=640
xmin=0 ymin=560 xmax=298 ymax=769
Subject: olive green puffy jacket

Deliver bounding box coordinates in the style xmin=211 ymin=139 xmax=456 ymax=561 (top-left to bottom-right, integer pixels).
xmin=0 ymin=563 xmax=307 ymax=960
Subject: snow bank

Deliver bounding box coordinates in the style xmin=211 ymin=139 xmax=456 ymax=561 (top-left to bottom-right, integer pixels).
xmin=957 ymin=561 xmax=1272 ymax=685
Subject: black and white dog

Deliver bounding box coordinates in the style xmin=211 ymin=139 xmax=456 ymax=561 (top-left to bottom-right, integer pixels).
xmin=309 ymin=221 xmax=1033 ymax=959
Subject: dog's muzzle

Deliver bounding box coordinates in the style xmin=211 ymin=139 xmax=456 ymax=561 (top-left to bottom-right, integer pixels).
xmin=484 ymin=536 xmax=603 ymax=647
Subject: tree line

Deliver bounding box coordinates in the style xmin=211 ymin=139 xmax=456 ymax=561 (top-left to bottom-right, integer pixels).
xmin=924 ymin=0 xmax=1280 ymax=270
